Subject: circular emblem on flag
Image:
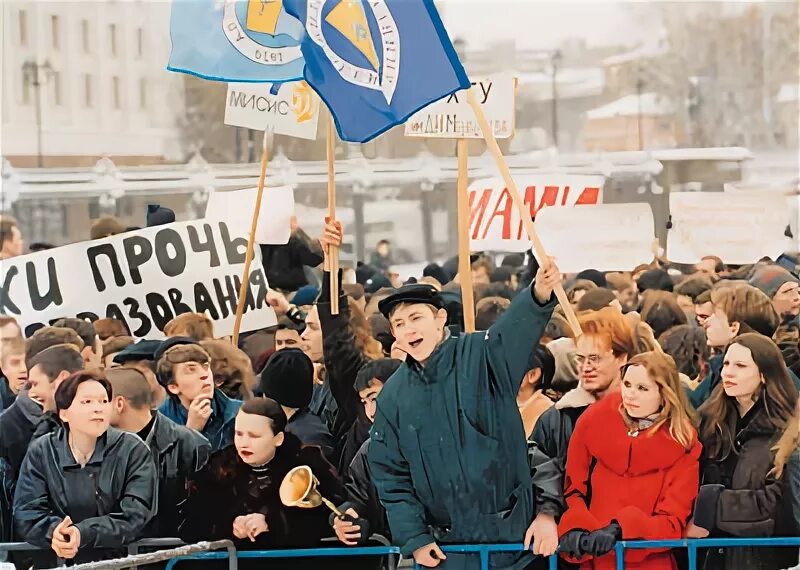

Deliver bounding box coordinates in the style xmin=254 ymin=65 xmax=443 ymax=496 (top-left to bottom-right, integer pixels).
xmin=222 ymin=0 xmax=303 ymax=65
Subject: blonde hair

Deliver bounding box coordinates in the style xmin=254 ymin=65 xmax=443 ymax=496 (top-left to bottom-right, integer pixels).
xmin=164 ymin=313 xmax=214 ymax=341
xmin=622 ymin=351 xmax=696 ymax=450
xmin=773 ymin=402 xmax=800 ymax=478
xmin=349 ymin=297 xmax=384 ymax=360
xmin=711 ymin=284 xmax=779 ymax=337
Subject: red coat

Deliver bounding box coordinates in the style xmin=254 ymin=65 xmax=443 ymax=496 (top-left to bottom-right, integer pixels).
xmin=558 ymin=392 xmax=701 ymax=570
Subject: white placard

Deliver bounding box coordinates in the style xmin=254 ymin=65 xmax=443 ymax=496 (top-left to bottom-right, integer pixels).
xmin=205 ymin=186 xmax=295 ymax=245
xmin=469 ymin=174 xmax=605 ymax=252
xmin=0 ymin=221 xmax=276 ymax=339
xmin=224 ymin=81 xmax=320 ymax=140
xmin=404 ymin=74 xmax=516 ymax=139
xmin=536 ymin=203 xmax=655 ymax=273
xmin=667 ymin=192 xmax=793 ymax=264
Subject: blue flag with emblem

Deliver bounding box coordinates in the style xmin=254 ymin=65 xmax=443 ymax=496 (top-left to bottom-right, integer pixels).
xmin=282 ymin=0 xmax=470 ymax=143
xmin=167 ymin=0 xmax=306 ymax=83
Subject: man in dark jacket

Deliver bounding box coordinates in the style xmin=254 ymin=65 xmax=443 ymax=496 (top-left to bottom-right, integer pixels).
xmin=367 ymin=260 xmax=561 ymax=570
xmin=260 ymin=222 xmax=324 ymax=292
xmin=156 ymin=338 xmax=242 ymax=451
xmin=257 ymin=348 xmax=334 ymax=458
xmin=107 ymin=367 xmax=211 ymax=537
xmin=0 ymin=393 xmax=43 ymax=476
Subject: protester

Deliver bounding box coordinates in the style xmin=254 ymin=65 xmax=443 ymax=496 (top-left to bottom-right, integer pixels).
xmin=657 ymin=324 xmax=709 ymax=390
xmin=576 ymin=288 xmax=621 ymax=313
xmin=146 ymin=204 xmax=175 ymax=227
xmin=25 ymin=327 xmax=85 ymax=362
xmin=370 ymin=239 xmax=393 ymax=271
xmin=674 ymin=275 xmax=714 ymax=320
xmin=530 ymin=307 xmax=637 ymax=556
xmin=260 ymin=219 xmax=324 ymax=292
xmin=368 ymin=259 xmax=561 ymax=569
xmin=575 ymin=269 xmax=607 ymax=289
xmin=694 ymin=289 xmax=714 ymax=328
xmin=27 ymin=345 xmax=85 ymax=413
xmin=275 ymin=320 xmax=305 ymax=351
xmin=0 ymin=216 xmax=24 ymax=260
xmin=475 ymin=296 xmax=511 ymax=330
xmin=164 ymin=313 xmax=214 ymax=342
xmin=89 ymin=216 xmax=126 ymax=240
xmin=640 ymin=290 xmax=688 ymax=338
xmin=54 ymin=318 xmax=101 ymax=369
xmin=257 ymin=348 xmax=334 ymax=457
xmin=101 ymin=336 xmax=134 ymax=368
xmin=0 ymin=457 xmax=13 ymax=546
xmin=558 ymin=351 xmax=700 ymax=569
xmin=156 ymin=339 xmax=242 ymax=451
xmin=179 ymin=397 xmax=346 ymax=567
xmin=471 ymin=256 xmax=494 ymax=285
xmin=518 ymin=344 xmax=556 ymax=439
xmin=695 ymin=255 xmax=725 ymax=279
xmin=749 ymin=265 xmax=800 ymax=322
xmin=566 ymin=279 xmax=597 ymax=307
xmin=689 ymin=333 xmax=798 ymax=569
xmin=112 ymin=340 xmax=166 ymax=408
xmin=93 ymin=318 xmax=131 ymax=341
xmin=201 ymin=339 xmax=256 ymax=401
xmin=0 ymin=337 xmax=27 ymax=409
xmin=106 ymin=367 xmax=210 ymax=537
xmin=0 ymin=316 xmax=21 ymax=349
xmin=13 ymin=371 xmax=156 ymax=566
xmin=605 ymin=272 xmax=639 ymax=313
xmin=637 ymin=269 xmax=674 ymax=294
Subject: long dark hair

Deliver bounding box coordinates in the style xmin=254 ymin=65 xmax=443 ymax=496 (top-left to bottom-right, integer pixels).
xmin=700 ymin=333 xmax=798 ymax=459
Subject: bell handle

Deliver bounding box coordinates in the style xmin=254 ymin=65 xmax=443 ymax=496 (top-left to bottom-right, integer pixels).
xmin=320 ymin=496 xmax=344 ymax=517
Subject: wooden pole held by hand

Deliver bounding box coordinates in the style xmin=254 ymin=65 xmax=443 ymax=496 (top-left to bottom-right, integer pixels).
xmin=456 ymin=139 xmax=476 ymax=333
xmin=232 ymin=130 xmax=270 ymax=347
xmin=465 ymin=89 xmax=581 ymax=336
xmin=326 ymin=115 xmax=339 ymax=315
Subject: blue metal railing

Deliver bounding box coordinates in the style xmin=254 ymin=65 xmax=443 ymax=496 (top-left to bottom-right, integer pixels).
xmin=5 ymin=537 xmax=800 ymax=570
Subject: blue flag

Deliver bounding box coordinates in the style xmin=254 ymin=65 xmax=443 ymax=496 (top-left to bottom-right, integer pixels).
xmin=167 ymin=0 xmax=306 ymax=83
xmin=282 ymin=0 xmax=470 ymax=143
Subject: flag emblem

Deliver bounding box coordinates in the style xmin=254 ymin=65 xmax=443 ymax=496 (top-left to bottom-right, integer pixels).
xmin=220 ymin=0 xmax=303 ymax=66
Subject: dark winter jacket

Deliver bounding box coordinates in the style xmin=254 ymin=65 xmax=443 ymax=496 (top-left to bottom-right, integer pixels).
xmin=142 ymin=413 xmax=211 ymax=537
xmin=159 ymin=389 xmax=242 ymax=452
xmin=0 ymin=378 xmax=15 ymax=411
xmin=559 ymin=392 xmax=701 ymax=570
xmin=180 ymin=432 xmax=345 ymax=550
xmin=344 ymin=439 xmax=387 ymax=539
xmin=0 ymin=457 xmax=13 ymax=545
xmin=368 ymin=287 xmax=555 ymax=570
xmin=690 ymin=354 xmax=800 ymax=409
xmin=697 ymin=398 xmax=798 ymax=570
xmin=13 ymin=427 xmax=156 ymax=566
xmin=286 ymin=408 xmax=335 ymax=458
xmin=260 ymin=228 xmax=324 ymax=292
xmin=318 ymin=270 xmax=372 ymax=471
xmin=529 ymin=386 xmax=598 ymax=517
xmin=0 ymin=394 xmax=43 ymax=475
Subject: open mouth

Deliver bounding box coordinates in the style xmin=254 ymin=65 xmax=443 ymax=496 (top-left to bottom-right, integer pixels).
xmin=409 ymin=339 xmax=423 ymax=349
xmin=239 ymin=450 xmax=253 ymax=458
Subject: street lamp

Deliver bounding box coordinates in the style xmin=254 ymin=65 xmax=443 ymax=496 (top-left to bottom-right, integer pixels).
xmin=550 ymin=50 xmax=562 ymax=148
xmin=22 ymin=60 xmax=54 ymax=168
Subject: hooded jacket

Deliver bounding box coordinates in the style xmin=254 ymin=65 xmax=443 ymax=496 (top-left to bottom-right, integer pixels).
xmin=559 ymin=392 xmax=701 ymax=569
xmin=368 ymin=287 xmax=555 ymax=570
xmin=697 ymin=398 xmax=798 ymax=570
xmin=159 ymin=388 xmax=241 ymax=452
xmin=13 ymin=427 xmax=156 ymax=566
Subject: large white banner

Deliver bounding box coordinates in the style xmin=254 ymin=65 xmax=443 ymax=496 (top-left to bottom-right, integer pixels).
xmin=469 ymin=174 xmax=605 ymax=252
xmin=667 ymin=192 xmax=793 ymax=264
xmin=405 ymin=74 xmax=516 ymax=139
xmin=0 ymin=221 xmax=276 ymax=339
xmin=205 ymin=186 xmax=295 ymax=245
xmin=224 ymin=81 xmax=320 ymax=140
xmin=537 ymin=203 xmax=656 ymax=273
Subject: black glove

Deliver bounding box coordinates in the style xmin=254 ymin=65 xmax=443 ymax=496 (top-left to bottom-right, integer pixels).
xmin=582 ymin=521 xmax=622 ymax=557
xmin=329 ymin=502 xmax=371 ymax=544
xmin=559 ymin=530 xmax=589 ymax=558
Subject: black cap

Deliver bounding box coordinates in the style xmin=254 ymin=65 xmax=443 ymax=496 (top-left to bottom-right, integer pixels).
xmin=154 ymin=336 xmax=199 ymax=362
xmin=378 ymin=284 xmax=445 ymax=319
xmin=257 ymin=348 xmax=314 ymax=409
xmin=112 ymin=339 xmax=162 ymax=364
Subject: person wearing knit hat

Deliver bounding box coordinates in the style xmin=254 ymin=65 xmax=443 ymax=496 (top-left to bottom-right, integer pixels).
xmin=256 ymin=348 xmax=334 ymax=457
xmin=749 ymin=265 xmax=800 ymax=319
xmin=156 ymin=339 xmax=242 ymax=451
xmin=291 ymin=285 xmax=319 ymax=309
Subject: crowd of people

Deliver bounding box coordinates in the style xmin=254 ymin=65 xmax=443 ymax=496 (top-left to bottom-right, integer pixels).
xmin=1 ymin=212 xmax=800 ymax=570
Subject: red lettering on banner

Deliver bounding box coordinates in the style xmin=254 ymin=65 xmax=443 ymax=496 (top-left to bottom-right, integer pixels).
xmin=576 ymin=187 xmax=600 ymax=205
xmin=561 ymin=186 xmax=570 ymax=206
xmin=481 ymin=188 xmax=514 ymax=240
xmin=469 ymin=188 xmax=493 ymax=239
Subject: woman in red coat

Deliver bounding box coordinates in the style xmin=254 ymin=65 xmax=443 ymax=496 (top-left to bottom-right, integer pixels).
xmin=558 ymin=351 xmax=701 ymax=570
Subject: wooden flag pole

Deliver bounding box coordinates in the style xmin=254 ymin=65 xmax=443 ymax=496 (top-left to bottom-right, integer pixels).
xmin=326 ymin=114 xmax=340 ymax=315
xmin=465 ymin=89 xmax=582 ymax=336
xmin=232 ymin=129 xmax=270 ymax=347
xmin=456 ymin=139 xmax=476 ymax=333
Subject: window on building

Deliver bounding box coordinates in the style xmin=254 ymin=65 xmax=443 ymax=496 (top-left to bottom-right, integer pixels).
xmin=51 ymin=15 xmax=60 ymax=49
xmin=81 ymin=19 xmax=90 ymax=53
xmin=84 ymin=74 xmax=93 ymax=107
xmin=19 ymin=10 xmax=27 ymax=46
xmin=137 ymin=28 xmax=143 ymax=57
xmin=112 ymin=76 xmax=121 ymax=109
xmin=52 ymin=71 xmax=62 ymax=105
xmin=139 ymin=78 xmax=147 ymax=109
xmin=110 ymin=23 xmax=117 ymax=56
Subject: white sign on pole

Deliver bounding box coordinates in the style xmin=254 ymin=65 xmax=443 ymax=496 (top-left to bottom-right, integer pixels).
xmin=667 ymin=192 xmax=793 ymax=264
xmin=224 ymin=81 xmax=320 ymax=140
xmin=404 ymin=73 xmax=516 ymax=139
xmin=0 ymin=221 xmax=276 ymax=339
xmin=468 ymin=173 xmax=605 ymax=252
xmin=205 ymin=186 xmax=295 ymax=245
xmin=536 ymin=203 xmax=655 ymax=273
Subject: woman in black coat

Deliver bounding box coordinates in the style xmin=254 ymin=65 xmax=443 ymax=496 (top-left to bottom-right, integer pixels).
xmin=13 ymin=371 xmax=156 ymax=567
xmin=690 ymin=333 xmax=799 ymax=570
xmin=179 ymin=397 xmax=347 ymax=570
